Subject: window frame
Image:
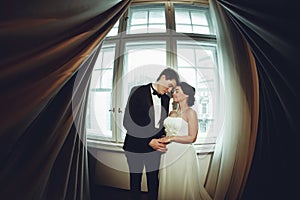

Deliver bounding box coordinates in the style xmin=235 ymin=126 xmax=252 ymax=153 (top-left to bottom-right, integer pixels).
xmin=87 ymin=1 xmax=219 ymax=153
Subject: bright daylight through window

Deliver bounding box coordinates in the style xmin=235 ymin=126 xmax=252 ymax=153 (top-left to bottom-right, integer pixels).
xmin=86 ymin=2 xmax=221 ymax=152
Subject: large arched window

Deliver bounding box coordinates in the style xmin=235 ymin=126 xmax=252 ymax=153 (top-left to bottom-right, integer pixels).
xmin=87 ymin=2 xmax=221 ymax=152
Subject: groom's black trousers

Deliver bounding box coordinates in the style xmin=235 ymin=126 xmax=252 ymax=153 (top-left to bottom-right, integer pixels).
xmin=125 ymin=151 xmax=162 ymax=200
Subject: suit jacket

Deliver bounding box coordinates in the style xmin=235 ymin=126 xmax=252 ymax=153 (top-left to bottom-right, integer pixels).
xmin=123 ymin=83 xmax=170 ymax=153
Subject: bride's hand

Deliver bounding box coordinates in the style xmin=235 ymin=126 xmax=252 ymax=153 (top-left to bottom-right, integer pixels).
xmin=160 ymin=136 xmax=174 ymax=144
xmin=149 ymin=138 xmax=167 ymax=152
xmin=159 ymin=137 xmax=169 ymax=144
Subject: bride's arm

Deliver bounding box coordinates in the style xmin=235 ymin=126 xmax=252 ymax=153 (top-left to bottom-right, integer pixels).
xmin=168 ymin=109 xmax=198 ymax=144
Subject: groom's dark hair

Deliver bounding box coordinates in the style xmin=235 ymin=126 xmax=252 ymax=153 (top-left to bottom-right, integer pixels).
xmin=156 ymin=68 xmax=180 ymax=84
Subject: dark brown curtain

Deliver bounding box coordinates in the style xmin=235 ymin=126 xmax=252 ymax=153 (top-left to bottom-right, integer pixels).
xmin=215 ymin=0 xmax=299 ymax=199
xmin=0 ymin=0 xmax=131 ymax=199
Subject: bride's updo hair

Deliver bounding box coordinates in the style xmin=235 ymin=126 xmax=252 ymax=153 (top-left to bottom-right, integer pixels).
xmin=179 ymin=82 xmax=195 ymax=106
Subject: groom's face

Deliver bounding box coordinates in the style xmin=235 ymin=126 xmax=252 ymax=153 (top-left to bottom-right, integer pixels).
xmin=157 ymin=75 xmax=177 ymax=95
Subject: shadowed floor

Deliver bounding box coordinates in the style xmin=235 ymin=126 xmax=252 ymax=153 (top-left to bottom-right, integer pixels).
xmin=91 ymin=184 xmax=148 ymax=200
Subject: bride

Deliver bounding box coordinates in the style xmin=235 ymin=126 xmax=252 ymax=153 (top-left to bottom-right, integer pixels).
xmin=158 ymin=82 xmax=211 ymax=200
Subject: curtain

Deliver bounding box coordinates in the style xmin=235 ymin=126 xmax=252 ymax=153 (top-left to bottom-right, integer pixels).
xmin=0 ymin=0 xmax=131 ymax=199
xmin=206 ymin=0 xmax=299 ymax=199
xmin=205 ymin=0 xmax=259 ymax=199
xmin=214 ymin=1 xmax=299 ymax=199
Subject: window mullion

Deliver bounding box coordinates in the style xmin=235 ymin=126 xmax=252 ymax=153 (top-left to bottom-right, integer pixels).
xmin=119 ymin=10 xmax=128 ymax=35
xmin=189 ymin=10 xmax=193 ymax=33
xmin=166 ymin=2 xmax=177 ymax=69
xmin=114 ymin=37 xmax=126 ymax=143
xmin=165 ymin=2 xmax=175 ymax=31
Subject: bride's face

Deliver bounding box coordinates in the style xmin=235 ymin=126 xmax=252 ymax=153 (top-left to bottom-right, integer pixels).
xmin=172 ymin=86 xmax=188 ymax=103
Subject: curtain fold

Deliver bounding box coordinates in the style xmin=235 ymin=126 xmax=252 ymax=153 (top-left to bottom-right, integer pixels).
xmin=205 ymin=0 xmax=259 ymax=199
xmin=214 ymin=0 xmax=299 ymax=199
xmin=208 ymin=0 xmax=299 ymax=199
xmin=0 ymin=0 xmax=131 ymax=199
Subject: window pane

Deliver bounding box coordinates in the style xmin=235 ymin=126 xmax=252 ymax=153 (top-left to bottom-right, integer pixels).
xmin=93 ymin=45 xmax=115 ymax=89
xmin=102 ymin=51 xmax=115 ymax=70
xmin=100 ymin=68 xmax=113 ymax=89
xmin=106 ymin=20 xmax=119 ymax=37
xmin=94 ymin=48 xmax=114 ymax=69
xmin=90 ymin=70 xmax=101 ymax=88
xmin=191 ymin=12 xmax=208 ymax=25
xmin=127 ymin=25 xmax=148 ymax=34
xmin=131 ymin=11 xmax=148 ymax=25
xmin=87 ymin=91 xmax=113 ymax=138
xmin=149 ymin=10 xmax=165 ymax=23
xmin=121 ymin=41 xmax=167 ymax=139
xmin=178 ymin=67 xmax=197 ymax=86
xmin=87 ymin=44 xmax=115 ymax=140
xmin=193 ymin=26 xmax=210 ymax=34
xmin=148 ymin=25 xmax=166 ymax=33
xmin=177 ymin=48 xmax=196 ymax=66
xmin=176 ymin=25 xmax=193 ymax=33
xmin=175 ymin=10 xmax=191 ymax=24
xmin=175 ymin=4 xmax=212 ymax=34
xmin=196 ymin=48 xmax=216 ymax=68
xmin=177 ymin=41 xmax=218 ymax=141
xmin=125 ymin=42 xmax=166 ymax=72
xmin=127 ymin=4 xmax=166 ymax=34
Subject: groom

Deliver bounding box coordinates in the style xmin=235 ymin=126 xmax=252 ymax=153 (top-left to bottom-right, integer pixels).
xmin=123 ymin=68 xmax=180 ymax=200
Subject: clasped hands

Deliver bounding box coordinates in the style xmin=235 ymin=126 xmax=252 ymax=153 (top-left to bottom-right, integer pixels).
xmin=159 ymin=135 xmax=175 ymax=144
xmin=149 ymin=135 xmax=175 ymax=153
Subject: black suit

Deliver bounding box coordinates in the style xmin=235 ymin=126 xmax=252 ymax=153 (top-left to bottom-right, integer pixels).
xmin=123 ymin=83 xmax=170 ymax=200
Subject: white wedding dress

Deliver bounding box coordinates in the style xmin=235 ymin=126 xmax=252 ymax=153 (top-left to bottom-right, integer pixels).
xmin=158 ymin=117 xmax=212 ymax=200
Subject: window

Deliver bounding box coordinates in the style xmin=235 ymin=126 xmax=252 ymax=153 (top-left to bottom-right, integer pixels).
xmin=174 ymin=4 xmax=213 ymax=34
xmin=86 ymin=2 xmax=219 ymax=147
xmin=87 ymin=43 xmax=115 ymax=140
xmin=127 ymin=4 xmax=166 ymax=34
xmin=177 ymin=41 xmax=217 ymax=140
xmin=108 ymin=41 xmax=167 ymax=140
xmin=106 ymin=20 xmax=119 ymax=37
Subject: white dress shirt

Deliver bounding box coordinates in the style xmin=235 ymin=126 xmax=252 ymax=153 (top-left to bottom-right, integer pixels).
xmin=150 ymin=84 xmax=161 ymax=129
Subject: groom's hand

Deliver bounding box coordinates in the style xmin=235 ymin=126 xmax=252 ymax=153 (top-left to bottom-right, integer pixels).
xmin=149 ymin=138 xmax=167 ymax=152
xmin=159 ymin=136 xmax=171 ymax=144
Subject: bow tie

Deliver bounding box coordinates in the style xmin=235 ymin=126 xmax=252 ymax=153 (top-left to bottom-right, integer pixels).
xmin=151 ymin=84 xmax=162 ymax=98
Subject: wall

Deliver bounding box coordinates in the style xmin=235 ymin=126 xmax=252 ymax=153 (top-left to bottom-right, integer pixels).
xmin=90 ymin=148 xmax=213 ymax=191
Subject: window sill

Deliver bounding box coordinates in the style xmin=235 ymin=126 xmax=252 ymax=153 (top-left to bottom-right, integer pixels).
xmin=87 ymin=139 xmax=215 ymax=154
xmin=87 ymin=139 xmax=124 ymax=152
